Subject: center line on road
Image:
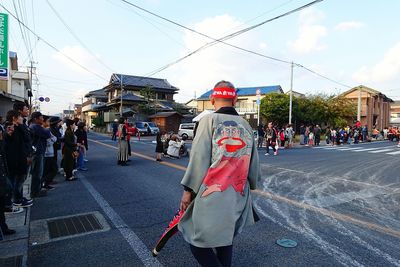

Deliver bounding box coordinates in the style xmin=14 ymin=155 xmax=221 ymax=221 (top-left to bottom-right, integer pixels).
xmin=89 ymin=138 xmax=400 ymax=240
xmin=80 ymin=173 xmax=162 ymax=267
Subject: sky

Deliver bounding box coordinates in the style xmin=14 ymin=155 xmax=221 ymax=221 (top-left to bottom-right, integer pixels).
xmin=1 ymin=0 xmax=400 ymax=115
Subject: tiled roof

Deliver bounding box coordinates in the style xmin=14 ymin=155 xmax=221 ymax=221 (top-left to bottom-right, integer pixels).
xmin=85 ymin=89 xmax=107 ymax=98
xmin=111 ymin=93 xmax=146 ymax=102
xmin=148 ymin=111 xmax=183 ymax=118
xmin=197 ymin=85 xmax=283 ymax=100
xmin=110 ymin=74 xmax=178 ymax=91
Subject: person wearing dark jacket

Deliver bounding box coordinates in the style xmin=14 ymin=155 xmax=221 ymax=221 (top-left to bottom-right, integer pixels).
xmin=29 ymin=112 xmax=51 ymax=198
xmin=4 ymin=110 xmax=32 ymax=208
xmin=63 ymin=119 xmax=78 ymax=181
xmin=0 ymin=124 xmax=16 ymax=236
xmin=75 ymin=122 xmax=88 ymax=171
xmin=49 ymin=117 xmax=62 ymax=164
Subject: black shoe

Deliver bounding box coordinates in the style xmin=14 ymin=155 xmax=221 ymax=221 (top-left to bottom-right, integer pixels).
xmin=2 ymin=228 xmax=16 ymax=235
xmin=127 ymin=159 xmax=131 ymax=162
xmin=44 ymin=185 xmax=55 ymax=190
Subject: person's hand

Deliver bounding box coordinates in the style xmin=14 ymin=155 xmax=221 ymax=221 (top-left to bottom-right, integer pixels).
xmin=27 ymin=157 xmax=33 ymax=165
xmin=179 ymin=191 xmax=192 ymax=212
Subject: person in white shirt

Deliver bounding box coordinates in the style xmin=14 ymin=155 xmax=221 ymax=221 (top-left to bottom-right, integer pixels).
xmin=167 ymin=135 xmax=183 ymax=158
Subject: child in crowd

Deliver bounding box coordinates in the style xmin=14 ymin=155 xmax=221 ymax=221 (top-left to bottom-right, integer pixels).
xmin=308 ymin=131 xmax=314 ymax=146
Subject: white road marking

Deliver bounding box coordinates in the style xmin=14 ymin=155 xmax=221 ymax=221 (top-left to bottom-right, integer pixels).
xmin=80 ymin=175 xmax=163 ymax=267
xmin=387 ymin=150 xmax=400 ymax=155
xmin=368 ymin=149 xmax=395 ymax=154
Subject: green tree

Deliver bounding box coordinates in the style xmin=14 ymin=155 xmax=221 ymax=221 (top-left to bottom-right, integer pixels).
xmin=260 ymin=93 xmax=290 ymax=125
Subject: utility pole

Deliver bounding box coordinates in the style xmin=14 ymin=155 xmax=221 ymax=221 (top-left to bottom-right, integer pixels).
xmin=289 ymin=61 xmax=294 ymax=125
xmin=120 ymin=74 xmax=123 ymax=117
xmin=357 ymin=86 xmax=362 ymax=122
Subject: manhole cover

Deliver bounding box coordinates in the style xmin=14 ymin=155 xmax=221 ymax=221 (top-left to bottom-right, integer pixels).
xmin=276 ymin=239 xmax=297 ymax=248
xmin=0 ymin=255 xmax=23 ymax=267
xmin=47 ymin=214 xmax=103 ymax=239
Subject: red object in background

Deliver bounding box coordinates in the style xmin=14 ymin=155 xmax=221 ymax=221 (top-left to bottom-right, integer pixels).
xmin=356 ymin=121 xmax=361 ymax=128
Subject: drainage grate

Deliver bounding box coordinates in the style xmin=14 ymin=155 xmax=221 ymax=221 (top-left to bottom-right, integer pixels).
xmin=0 ymin=255 xmax=23 ymax=267
xmin=47 ymin=214 xmax=103 ymax=239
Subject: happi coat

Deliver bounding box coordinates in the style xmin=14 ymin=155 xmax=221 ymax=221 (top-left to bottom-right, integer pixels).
xmin=178 ymin=107 xmax=260 ymax=248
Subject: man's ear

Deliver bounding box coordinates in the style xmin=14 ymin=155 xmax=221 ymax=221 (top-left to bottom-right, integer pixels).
xmin=210 ymin=97 xmax=215 ymax=105
xmin=232 ymin=95 xmax=238 ymax=106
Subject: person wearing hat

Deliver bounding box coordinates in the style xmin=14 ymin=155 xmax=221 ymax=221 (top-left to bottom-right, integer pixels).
xmin=63 ymin=119 xmax=78 ymax=181
xmin=42 ymin=116 xmax=59 ymax=190
xmin=111 ymin=119 xmax=118 ymax=141
xmin=178 ymin=81 xmax=260 ymax=267
xmin=29 ymin=112 xmax=51 ymax=198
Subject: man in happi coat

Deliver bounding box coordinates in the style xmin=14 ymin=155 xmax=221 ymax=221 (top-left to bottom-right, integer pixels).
xmin=178 ymin=81 xmax=261 ymax=267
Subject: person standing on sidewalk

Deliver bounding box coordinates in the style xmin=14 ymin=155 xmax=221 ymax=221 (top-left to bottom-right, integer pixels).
xmin=13 ymin=102 xmax=33 ymax=202
xmin=75 ymin=122 xmax=88 ymax=171
xmin=4 ymin=110 xmax=32 ymax=209
xmin=29 ymin=112 xmax=51 ymax=198
xmin=178 ymin=81 xmax=260 ymax=267
xmin=0 ymin=122 xmax=16 ymax=236
xmin=155 ymin=132 xmax=163 ymax=162
xmin=63 ymin=119 xmax=78 ymax=181
xmin=285 ymin=124 xmax=294 ymax=148
xmin=265 ymin=122 xmax=277 ymax=156
xmin=42 ymin=116 xmax=58 ymax=190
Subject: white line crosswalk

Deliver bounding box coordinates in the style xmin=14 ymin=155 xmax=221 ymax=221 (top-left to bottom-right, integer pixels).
xmin=313 ymin=144 xmax=400 ymax=156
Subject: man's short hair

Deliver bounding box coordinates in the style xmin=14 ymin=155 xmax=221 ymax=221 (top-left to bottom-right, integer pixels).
xmin=31 ymin=111 xmax=43 ymax=120
xmin=6 ymin=110 xmax=20 ymax=122
xmin=13 ymin=101 xmax=27 ymax=112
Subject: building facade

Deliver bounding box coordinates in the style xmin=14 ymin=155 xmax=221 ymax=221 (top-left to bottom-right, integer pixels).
xmin=196 ymin=85 xmax=283 ymax=127
xmin=341 ymin=85 xmax=393 ymax=129
xmin=390 ymin=101 xmax=400 ymax=127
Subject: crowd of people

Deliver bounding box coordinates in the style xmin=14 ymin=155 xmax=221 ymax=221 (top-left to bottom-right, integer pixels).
xmin=0 ymin=102 xmax=89 ymax=237
xmin=257 ymin=122 xmax=295 ymax=156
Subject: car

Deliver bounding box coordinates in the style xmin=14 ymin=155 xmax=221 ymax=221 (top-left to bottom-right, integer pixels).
xmin=178 ymin=123 xmax=196 ymax=140
xmin=135 ymin=122 xmax=149 ymax=135
xmin=144 ymin=122 xmax=160 ymax=135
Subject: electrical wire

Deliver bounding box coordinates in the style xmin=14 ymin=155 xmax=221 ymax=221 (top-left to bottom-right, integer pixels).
xmin=120 ymin=0 xmax=352 ymax=90
xmin=12 ymin=0 xmax=32 ymax=63
xmin=45 ymin=0 xmax=115 ymax=73
xmin=0 ymin=3 xmax=108 ymax=82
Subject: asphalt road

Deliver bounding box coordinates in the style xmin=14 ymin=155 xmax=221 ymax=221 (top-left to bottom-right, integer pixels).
xmin=27 ymin=133 xmax=400 ymax=267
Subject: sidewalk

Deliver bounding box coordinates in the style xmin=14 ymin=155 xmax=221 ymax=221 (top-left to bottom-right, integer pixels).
xmin=0 ymin=175 xmax=31 ymax=267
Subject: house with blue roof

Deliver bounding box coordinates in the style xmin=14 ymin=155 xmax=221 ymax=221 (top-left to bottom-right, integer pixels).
xmin=196 ymin=85 xmax=283 ymax=126
xmin=196 ymin=85 xmax=283 ymax=124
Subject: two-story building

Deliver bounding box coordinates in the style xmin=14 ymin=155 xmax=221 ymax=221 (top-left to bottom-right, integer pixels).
xmin=390 ymin=101 xmax=400 ymax=127
xmin=196 ymin=85 xmax=283 ymax=127
xmin=0 ymin=51 xmax=31 ymax=116
xmin=83 ymin=74 xmax=183 ymax=131
xmin=341 ymin=85 xmax=393 ymax=129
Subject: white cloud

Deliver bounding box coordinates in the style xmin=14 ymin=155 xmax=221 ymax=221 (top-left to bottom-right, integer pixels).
xmin=334 ymin=21 xmax=364 ymax=31
xmin=288 ymin=8 xmax=327 ymax=54
xmin=352 ymin=41 xmax=400 ymax=83
xmin=52 ymin=45 xmax=107 ymax=77
xmin=167 ymin=15 xmax=274 ymax=102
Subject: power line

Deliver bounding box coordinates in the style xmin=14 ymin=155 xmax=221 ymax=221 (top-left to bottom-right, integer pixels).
xmin=139 ymin=0 xmax=325 ymax=76
xmin=45 ymin=0 xmax=115 ymax=73
xmin=12 ymin=0 xmax=31 ymax=62
xmin=120 ymin=0 xmax=351 ymax=89
xmin=0 ymin=3 xmax=108 ymax=82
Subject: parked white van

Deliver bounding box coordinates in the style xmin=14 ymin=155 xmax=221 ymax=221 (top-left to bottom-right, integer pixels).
xmin=178 ymin=123 xmax=196 ymax=140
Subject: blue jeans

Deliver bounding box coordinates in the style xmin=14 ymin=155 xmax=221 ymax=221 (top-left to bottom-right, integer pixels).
xmin=31 ymin=154 xmax=44 ymax=195
xmin=77 ymin=148 xmax=85 ymax=170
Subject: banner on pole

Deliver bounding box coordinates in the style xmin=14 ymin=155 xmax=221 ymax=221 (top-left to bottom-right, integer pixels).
xmin=0 ymin=13 xmax=8 ymax=80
